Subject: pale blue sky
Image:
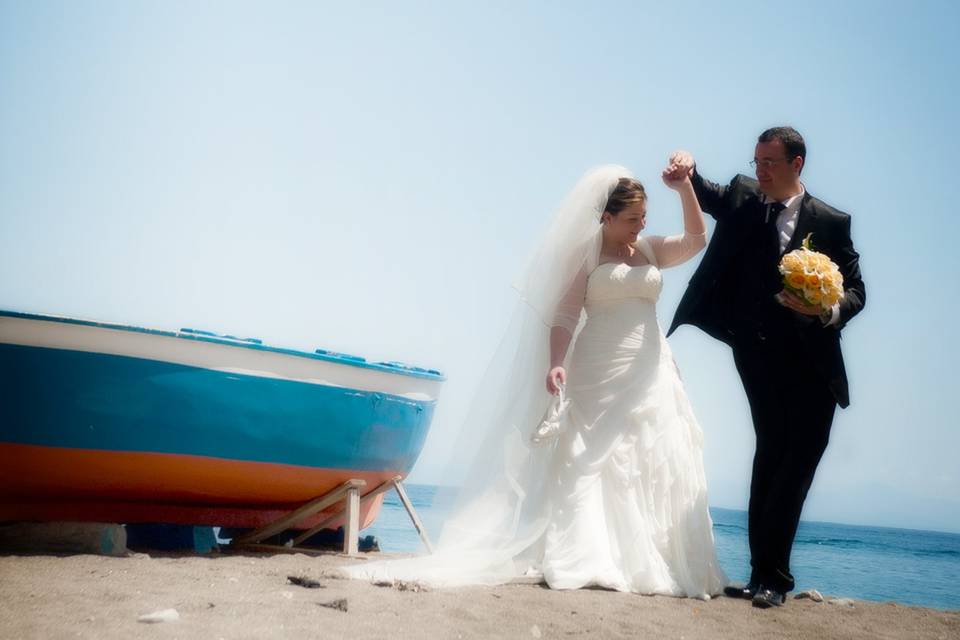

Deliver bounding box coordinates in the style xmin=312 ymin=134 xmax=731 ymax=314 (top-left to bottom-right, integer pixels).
xmin=1 ymin=1 xmax=958 ymax=533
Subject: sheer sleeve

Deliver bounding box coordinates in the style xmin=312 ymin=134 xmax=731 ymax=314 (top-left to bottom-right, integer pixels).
xmin=645 ymin=231 xmax=707 ymax=269
xmin=551 ymin=265 xmax=588 ymax=333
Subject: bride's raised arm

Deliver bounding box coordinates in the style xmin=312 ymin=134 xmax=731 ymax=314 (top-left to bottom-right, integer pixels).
xmin=646 ymin=155 xmax=707 ymax=268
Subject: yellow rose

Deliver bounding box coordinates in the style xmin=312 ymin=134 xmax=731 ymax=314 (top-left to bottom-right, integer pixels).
xmin=824 ymin=271 xmax=844 ymax=291
xmin=805 ymin=273 xmax=821 ymax=288
xmin=813 ymin=253 xmax=832 ymax=270
xmin=787 ymin=273 xmax=807 ymax=289
xmin=780 ymin=253 xmax=804 ymax=273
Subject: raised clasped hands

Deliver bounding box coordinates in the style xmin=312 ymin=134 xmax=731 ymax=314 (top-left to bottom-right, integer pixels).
xmin=662 ymin=150 xmax=695 ymax=191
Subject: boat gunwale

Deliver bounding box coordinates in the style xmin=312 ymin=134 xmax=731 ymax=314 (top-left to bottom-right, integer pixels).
xmin=0 ymin=309 xmax=445 ymax=382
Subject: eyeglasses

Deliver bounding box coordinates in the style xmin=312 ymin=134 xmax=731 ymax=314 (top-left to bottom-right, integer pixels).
xmin=750 ymin=158 xmax=793 ymax=169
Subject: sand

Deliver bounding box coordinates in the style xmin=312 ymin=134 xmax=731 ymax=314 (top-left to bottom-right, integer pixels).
xmin=1 ymin=552 xmax=957 ymax=640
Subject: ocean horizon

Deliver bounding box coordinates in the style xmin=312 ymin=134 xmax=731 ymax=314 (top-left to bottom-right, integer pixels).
xmin=365 ymin=484 xmax=960 ymax=611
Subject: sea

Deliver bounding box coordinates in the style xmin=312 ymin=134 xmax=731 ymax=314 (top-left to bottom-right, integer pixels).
xmin=365 ymin=484 xmax=960 ymax=611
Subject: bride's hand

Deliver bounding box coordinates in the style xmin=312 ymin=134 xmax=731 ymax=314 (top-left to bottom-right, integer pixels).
xmin=661 ymin=171 xmax=691 ymax=191
xmin=546 ymin=366 xmax=566 ymax=395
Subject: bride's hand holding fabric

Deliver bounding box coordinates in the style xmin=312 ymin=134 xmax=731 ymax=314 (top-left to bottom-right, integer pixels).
xmin=545 ymin=365 xmax=566 ymax=395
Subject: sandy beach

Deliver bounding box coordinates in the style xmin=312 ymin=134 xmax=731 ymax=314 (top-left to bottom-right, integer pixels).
xmin=1 ymin=551 xmax=957 ymax=640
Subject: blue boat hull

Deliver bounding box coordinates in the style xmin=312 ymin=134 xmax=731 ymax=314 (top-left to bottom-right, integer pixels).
xmin=1 ymin=343 xmax=434 ymax=473
xmin=0 ymin=310 xmax=443 ymax=528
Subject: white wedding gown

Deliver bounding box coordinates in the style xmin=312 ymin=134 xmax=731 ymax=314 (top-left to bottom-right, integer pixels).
xmin=340 ymin=236 xmax=727 ymax=599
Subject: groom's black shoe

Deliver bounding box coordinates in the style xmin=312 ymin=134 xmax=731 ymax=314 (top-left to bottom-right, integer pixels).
xmin=751 ymin=586 xmax=787 ymax=608
xmin=723 ymin=582 xmax=758 ymax=599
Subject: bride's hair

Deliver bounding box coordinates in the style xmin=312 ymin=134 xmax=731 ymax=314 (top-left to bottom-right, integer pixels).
xmin=604 ymin=178 xmax=646 ymax=216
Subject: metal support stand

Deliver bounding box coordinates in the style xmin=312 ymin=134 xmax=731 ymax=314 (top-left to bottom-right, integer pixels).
xmin=231 ymin=479 xmax=366 ymax=555
xmin=228 ymin=476 xmax=434 ymax=556
xmin=391 ymin=477 xmax=434 ymax=554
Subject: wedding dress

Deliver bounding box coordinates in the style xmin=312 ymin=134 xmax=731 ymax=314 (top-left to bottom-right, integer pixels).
xmin=340 ymin=226 xmax=727 ymax=599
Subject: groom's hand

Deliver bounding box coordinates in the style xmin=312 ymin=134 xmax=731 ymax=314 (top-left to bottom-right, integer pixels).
xmin=776 ymin=289 xmax=822 ymax=317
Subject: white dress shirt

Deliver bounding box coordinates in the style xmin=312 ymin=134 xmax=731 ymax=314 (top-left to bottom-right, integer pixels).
xmin=769 ymin=188 xmax=803 ymax=254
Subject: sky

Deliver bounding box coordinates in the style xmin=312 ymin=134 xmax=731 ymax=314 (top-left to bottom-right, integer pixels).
xmin=1 ymin=1 xmax=958 ymax=534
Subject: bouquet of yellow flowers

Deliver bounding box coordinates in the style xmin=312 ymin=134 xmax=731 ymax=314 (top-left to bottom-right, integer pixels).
xmin=778 ymin=234 xmax=845 ymax=310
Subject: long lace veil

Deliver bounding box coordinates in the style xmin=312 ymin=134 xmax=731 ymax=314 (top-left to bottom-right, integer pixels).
xmin=349 ymin=166 xmax=633 ymax=585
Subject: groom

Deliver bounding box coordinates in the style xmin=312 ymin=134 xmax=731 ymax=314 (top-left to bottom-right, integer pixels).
xmin=665 ymin=127 xmax=866 ymax=608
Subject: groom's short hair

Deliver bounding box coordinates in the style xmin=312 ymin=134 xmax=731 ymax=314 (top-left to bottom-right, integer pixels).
xmin=758 ymin=126 xmax=806 ymax=173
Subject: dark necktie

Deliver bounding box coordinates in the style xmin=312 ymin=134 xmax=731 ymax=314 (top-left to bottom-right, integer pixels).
xmin=766 ymin=201 xmax=786 ymax=224
xmin=767 ymin=202 xmax=786 ymax=254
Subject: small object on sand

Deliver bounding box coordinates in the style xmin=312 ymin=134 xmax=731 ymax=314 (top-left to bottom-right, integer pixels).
xmin=372 ymin=579 xmax=428 ymax=592
xmin=137 ymin=608 xmax=180 ymax=623
xmin=317 ymin=599 xmax=348 ymax=612
xmin=795 ymin=589 xmax=824 ymax=602
xmin=827 ymin=597 xmax=855 ymax=607
xmin=288 ymin=575 xmax=325 ymax=589
xmin=531 ymin=624 xmax=542 ymax=638
xmin=318 ymin=569 xmax=347 ymax=581
xmin=280 ymin=591 xmax=294 ymax=600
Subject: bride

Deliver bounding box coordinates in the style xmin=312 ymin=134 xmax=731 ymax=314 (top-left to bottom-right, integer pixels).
xmin=340 ymin=158 xmax=728 ymax=599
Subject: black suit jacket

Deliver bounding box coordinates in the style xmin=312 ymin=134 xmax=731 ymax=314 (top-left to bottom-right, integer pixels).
xmin=667 ymin=171 xmax=866 ymax=408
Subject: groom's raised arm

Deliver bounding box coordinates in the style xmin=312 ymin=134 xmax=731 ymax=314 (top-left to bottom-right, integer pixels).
xmin=667 ymin=151 xmax=731 ymax=220
xmin=690 ymin=169 xmax=734 ymax=221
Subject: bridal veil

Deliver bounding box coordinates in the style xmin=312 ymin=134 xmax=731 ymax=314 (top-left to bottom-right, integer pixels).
xmin=341 ymin=166 xmax=632 ymax=585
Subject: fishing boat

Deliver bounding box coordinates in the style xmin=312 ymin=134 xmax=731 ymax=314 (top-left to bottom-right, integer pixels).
xmin=0 ymin=310 xmax=443 ymax=532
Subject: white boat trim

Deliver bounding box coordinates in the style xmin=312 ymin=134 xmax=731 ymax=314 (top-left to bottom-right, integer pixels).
xmin=0 ymin=315 xmax=441 ymax=401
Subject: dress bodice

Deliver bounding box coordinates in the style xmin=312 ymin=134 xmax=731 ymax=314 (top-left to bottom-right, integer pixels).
xmin=586 ymin=262 xmax=663 ymax=306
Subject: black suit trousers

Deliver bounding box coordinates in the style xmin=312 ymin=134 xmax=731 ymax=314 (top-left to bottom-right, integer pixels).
xmin=732 ymin=333 xmax=837 ymax=593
